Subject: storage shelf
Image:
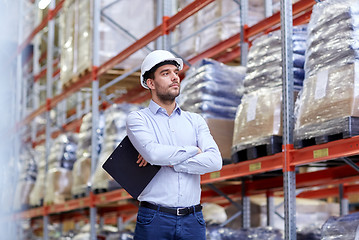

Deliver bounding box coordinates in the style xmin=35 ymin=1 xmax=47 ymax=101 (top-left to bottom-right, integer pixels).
xmin=19 ymin=0 xmax=316 ymax=128
xmin=15 ymin=1 xmax=359 ymax=238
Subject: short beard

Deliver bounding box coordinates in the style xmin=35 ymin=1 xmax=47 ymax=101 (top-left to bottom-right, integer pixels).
xmin=157 ymin=89 xmax=180 ymax=103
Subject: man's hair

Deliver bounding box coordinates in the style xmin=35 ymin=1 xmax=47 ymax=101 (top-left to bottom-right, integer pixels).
xmin=142 ymin=60 xmax=180 ymax=87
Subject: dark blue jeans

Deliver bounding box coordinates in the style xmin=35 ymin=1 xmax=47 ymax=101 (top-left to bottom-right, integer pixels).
xmin=134 ymin=205 xmax=206 ymax=240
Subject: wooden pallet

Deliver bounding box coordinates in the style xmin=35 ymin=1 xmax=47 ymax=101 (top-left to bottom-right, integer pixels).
xmin=63 ymin=67 xmax=91 ymax=89
xmin=93 ymin=188 xmax=107 ymax=195
xmin=294 ymin=117 xmax=359 ymax=149
xmin=72 ymin=192 xmax=88 ymax=199
xmin=232 ymin=136 xmax=282 ymax=162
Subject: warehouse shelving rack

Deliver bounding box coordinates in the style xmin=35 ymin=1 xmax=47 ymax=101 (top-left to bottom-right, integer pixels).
xmin=13 ymin=0 xmax=359 ymax=239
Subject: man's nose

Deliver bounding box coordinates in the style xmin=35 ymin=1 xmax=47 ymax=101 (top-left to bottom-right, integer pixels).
xmin=171 ymin=72 xmax=179 ymax=81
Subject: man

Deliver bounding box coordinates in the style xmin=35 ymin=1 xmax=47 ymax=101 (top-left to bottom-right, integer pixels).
xmin=126 ymin=50 xmax=222 ymax=240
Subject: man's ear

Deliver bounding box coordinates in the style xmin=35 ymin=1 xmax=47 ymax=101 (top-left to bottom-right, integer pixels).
xmin=146 ymin=78 xmax=155 ymax=90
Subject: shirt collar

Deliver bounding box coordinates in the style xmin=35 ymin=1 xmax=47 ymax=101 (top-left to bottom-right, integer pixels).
xmin=149 ymin=100 xmax=182 ymax=115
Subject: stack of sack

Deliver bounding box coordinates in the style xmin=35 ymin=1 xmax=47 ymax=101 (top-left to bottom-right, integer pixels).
xmin=72 ymin=112 xmax=105 ymax=197
xmin=232 ymin=26 xmax=307 ymax=159
xmin=13 ymin=146 xmax=37 ymax=210
xmin=29 ymin=145 xmax=46 ymax=207
xmin=44 ymin=133 xmax=77 ymax=204
xmin=92 ymin=103 xmax=143 ymax=192
xmin=178 ymin=58 xmax=246 ymax=120
xmin=294 ymin=0 xmax=359 ymax=147
xmin=243 ymin=26 xmax=307 ymax=92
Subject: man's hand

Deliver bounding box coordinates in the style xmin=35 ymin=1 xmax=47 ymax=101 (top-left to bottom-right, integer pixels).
xmin=197 ymin=147 xmax=202 ymax=154
xmin=137 ymin=154 xmax=148 ymax=167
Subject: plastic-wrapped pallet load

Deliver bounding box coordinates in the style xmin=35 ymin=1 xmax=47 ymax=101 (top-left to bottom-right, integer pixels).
xmin=29 ymin=145 xmax=46 ymax=207
xmin=232 ymin=26 xmax=306 ymax=161
xmin=321 ymin=212 xmax=359 ymax=240
xmin=92 ymin=103 xmax=143 ymax=192
xmin=178 ymin=58 xmax=246 ymax=119
xmin=44 ymin=133 xmax=77 ymax=204
xmin=244 ymin=26 xmax=307 ymax=93
xmin=60 ymin=0 xmax=155 ymax=87
xmin=13 ymin=147 xmax=37 ymax=210
xmin=294 ymin=0 xmax=359 ymax=148
xmin=232 ymin=86 xmax=283 ymax=161
xmin=72 ymin=112 xmax=105 ymax=197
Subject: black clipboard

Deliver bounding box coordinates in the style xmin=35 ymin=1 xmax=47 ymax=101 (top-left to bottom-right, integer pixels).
xmin=102 ymin=136 xmax=160 ymax=199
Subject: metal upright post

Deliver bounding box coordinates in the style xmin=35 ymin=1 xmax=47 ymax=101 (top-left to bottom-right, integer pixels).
xmin=280 ymin=0 xmax=296 ymax=239
xmin=156 ymin=0 xmax=163 ymax=49
xmin=241 ymin=180 xmax=250 ymax=228
xmin=44 ymin=0 xmax=56 ymax=239
xmin=15 ymin=0 xmax=24 ymax=167
xmin=266 ymin=191 xmax=275 ymax=226
xmin=163 ymin=0 xmax=172 ymax=50
xmin=32 ymin=0 xmax=41 ymax=143
xmin=240 ymin=0 xmax=249 ymax=66
xmin=265 ymin=0 xmax=273 ymax=18
xmin=339 ymin=184 xmax=349 ymax=216
xmin=90 ymin=0 xmax=101 ymax=239
xmin=117 ymin=216 xmax=124 ymax=231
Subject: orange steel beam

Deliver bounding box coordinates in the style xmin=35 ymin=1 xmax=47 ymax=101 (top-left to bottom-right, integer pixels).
xmin=297 ymin=184 xmax=359 ymax=199
xmin=17 ymin=0 xmax=65 ymax=55
xmin=246 ymin=164 xmax=359 ymax=195
xmin=94 ymin=189 xmax=132 ymax=205
xmin=47 ymin=197 xmax=91 ymax=214
xmin=201 ymin=153 xmax=283 ymax=184
xmin=291 ymin=136 xmax=359 ymax=166
xmin=247 ymin=0 xmax=315 ymax=38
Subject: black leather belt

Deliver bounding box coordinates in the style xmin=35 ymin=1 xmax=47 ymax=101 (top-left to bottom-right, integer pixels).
xmin=140 ymin=201 xmax=202 ymax=216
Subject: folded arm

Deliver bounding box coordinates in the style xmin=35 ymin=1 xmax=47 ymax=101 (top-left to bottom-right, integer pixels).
xmin=126 ymin=111 xmax=199 ymax=166
xmin=173 ymin=115 xmax=223 ymax=175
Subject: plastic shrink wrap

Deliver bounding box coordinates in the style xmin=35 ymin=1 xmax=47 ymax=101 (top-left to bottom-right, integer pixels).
xmin=92 ymin=103 xmax=143 ymax=191
xmin=206 ymin=226 xmax=283 ymax=240
xmin=29 ymin=145 xmax=46 ymax=207
xmin=178 ymin=58 xmax=246 ymax=119
xmin=44 ymin=133 xmax=77 ymax=204
xmin=60 ymin=0 xmax=155 ymax=87
xmin=175 ymin=0 xmax=265 ymax=59
xmin=244 ymin=25 xmax=307 ymax=93
xmin=72 ymin=112 xmax=105 ymax=196
xmin=321 ymin=212 xmax=359 ymax=240
xmin=294 ymin=0 xmax=359 ymax=145
xmin=13 ymin=146 xmax=37 ymax=210
xmin=297 ymin=226 xmax=321 ymax=240
xmin=232 ymin=86 xmax=282 ymax=154
xmin=294 ymin=63 xmax=359 ymax=143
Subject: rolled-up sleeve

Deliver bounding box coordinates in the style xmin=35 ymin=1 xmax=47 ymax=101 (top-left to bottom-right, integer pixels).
xmin=173 ymin=115 xmax=222 ymax=175
xmin=126 ymin=111 xmax=198 ymax=166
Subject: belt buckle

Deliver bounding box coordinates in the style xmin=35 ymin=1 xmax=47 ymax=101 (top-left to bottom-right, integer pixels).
xmin=176 ymin=207 xmax=186 ymax=216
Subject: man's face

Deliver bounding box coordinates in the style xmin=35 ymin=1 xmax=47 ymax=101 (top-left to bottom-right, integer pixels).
xmin=149 ymin=64 xmax=180 ymax=102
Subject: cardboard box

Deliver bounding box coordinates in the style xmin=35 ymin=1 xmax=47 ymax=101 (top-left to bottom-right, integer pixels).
xmin=206 ymin=118 xmax=234 ymax=160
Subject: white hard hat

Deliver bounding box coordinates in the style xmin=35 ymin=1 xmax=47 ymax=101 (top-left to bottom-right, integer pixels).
xmin=140 ymin=50 xmax=183 ymax=89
